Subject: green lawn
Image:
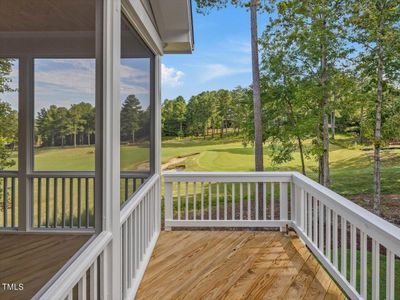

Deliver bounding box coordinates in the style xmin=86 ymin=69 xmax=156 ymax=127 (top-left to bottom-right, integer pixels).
xmin=162 ymin=135 xmax=400 ymax=197
xmin=338 ymin=248 xmax=400 ymax=300
xmin=3 ymin=134 xmax=400 ymax=229
xmin=7 ymin=144 xmax=151 ymax=171
xmin=6 ymin=134 xmax=400 ymax=197
xmin=3 ymin=144 xmax=151 ymax=228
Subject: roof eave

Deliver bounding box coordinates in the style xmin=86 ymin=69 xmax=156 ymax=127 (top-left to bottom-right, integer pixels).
xmin=149 ymin=0 xmax=194 ymax=54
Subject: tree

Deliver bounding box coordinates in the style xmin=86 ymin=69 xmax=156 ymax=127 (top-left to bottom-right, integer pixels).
xmin=161 ymin=96 xmax=187 ymax=137
xmin=68 ymin=103 xmax=86 ymax=147
xmin=230 ymin=87 xmax=248 ymax=134
xmin=78 ymin=103 xmax=95 ymax=145
xmin=55 ymin=107 xmax=69 ymax=147
xmin=161 ymin=99 xmax=174 ymax=136
xmin=120 ymin=95 xmax=143 ymax=143
xmin=0 ymin=59 xmax=16 ymax=170
xmin=0 ymin=59 xmax=13 ymax=94
xmin=208 ymin=91 xmax=220 ymax=137
xmin=196 ymin=0 xmax=264 ymax=171
xmin=186 ymin=92 xmax=213 ymax=137
xmin=36 ymin=105 xmax=60 ymax=147
xmin=35 ymin=102 xmax=95 ymax=148
xmin=0 ymin=102 xmax=17 ymax=169
xmin=265 ymin=0 xmax=351 ymax=187
xmin=350 ymin=0 xmax=400 ymax=214
xmin=250 ymin=0 xmax=264 ymax=172
xmin=174 ymin=96 xmax=187 ymax=137
xmin=216 ymin=89 xmax=232 ymax=137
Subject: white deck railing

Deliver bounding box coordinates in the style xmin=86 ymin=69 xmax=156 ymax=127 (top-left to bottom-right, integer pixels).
xmin=120 ymin=174 xmax=161 ymax=299
xmin=35 ymin=171 xmax=399 ymax=300
xmin=36 ymin=174 xmax=161 ymax=300
xmin=164 ymin=172 xmax=400 ymax=300
xmin=164 ymin=172 xmax=292 ymax=229
xmin=0 ymin=171 xmax=18 ymax=229
xmin=36 ymin=231 xmax=112 ymax=300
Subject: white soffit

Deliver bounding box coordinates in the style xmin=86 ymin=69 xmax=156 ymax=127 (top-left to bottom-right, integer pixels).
xmin=149 ymin=0 xmax=194 ymax=54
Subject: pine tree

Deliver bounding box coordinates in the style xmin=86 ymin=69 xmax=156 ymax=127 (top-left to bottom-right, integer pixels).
xmin=121 ymin=95 xmax=143 ymax=143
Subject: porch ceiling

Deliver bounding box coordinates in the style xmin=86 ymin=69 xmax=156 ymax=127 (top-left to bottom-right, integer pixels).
xmin=136 ymin=231 xmax=346 ymax=299
xmin=0 ymin=0 xmax=95 ymax=32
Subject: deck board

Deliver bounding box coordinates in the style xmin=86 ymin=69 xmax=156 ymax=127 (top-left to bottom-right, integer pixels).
xmin=0 ymin=233 xmax=91 ymax=300
xmin=136 ymin=231 xmax=347 ymax=300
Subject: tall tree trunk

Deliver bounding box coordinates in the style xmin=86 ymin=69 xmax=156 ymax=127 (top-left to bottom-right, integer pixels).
xmin=359 ymin=105 xmax=365 ymax=144
xmin=374 ymin=8 xmax=384 ymax=215
xmin=73 ymin=126 xmax=77 ymax=148
xmin=250 ymin=0 xmax=264 ymax=219
xmin=87 ymin=132 xmax=91 ymax=146
xmin=331 ymin=111 xmax=335 ymax=140
xmin=132 ymin=130 xmax=135 ymax=143
xmin=297 ymin=136 xmax=306 ymax=176
xmin=319 ymin=12 xmax=330 ymax=187
xmin=285 ymin=88 xmax=306 ymax=176
xmin=250 ymin=0 xmax=263 ymax=172
xmin=321 ymin=82 xmax=330 ymax=187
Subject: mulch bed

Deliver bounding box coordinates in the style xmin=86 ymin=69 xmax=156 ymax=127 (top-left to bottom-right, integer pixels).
xmin=350 ymin=194 xmax=400 ymax=227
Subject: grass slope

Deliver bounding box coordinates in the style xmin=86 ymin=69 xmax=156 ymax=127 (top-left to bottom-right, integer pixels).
xmin=163 ymin=135 xmax=400 ymax=197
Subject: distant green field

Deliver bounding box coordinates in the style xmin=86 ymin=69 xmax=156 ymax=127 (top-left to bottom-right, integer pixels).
xmin=162 ymin=135 xmax=400 ymax=197
xmin=5 ymin=134 xmax=400 ymax=197
xmin=7 ymin=144 xmax=151 ymax=172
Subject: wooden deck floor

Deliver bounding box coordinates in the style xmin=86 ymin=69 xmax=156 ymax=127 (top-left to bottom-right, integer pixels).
xmin=136 ymin=231 xmax=347 ymax=300
xmin=0 ymin=233 xmax=91 ymax=300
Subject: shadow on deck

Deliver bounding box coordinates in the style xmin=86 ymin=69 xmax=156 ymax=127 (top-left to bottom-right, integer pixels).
xmin=136 ymin=231 xmax=346 ymax=300
xmin=0 ymin=233 xmax=92 ymax=300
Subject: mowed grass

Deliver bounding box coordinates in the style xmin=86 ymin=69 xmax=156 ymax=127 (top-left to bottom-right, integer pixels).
xmin=2 ymin=144 xmax=150 ymax=228
xmin=162 ymin=135 xmax=400 ymax=197
xmin=338 ymin=248 xmax=400 ymax=300
xmin=7 ymin=144 xmax=151 ymax=171
xmin=5 ymin=134 xmax=400 ymax=197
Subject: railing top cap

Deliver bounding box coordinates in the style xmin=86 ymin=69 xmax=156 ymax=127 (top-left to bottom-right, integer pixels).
xmin=292 ymin=172 xmax=400 ymax=252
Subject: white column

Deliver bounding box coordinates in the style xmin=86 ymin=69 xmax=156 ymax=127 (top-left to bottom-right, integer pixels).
xmin=18 ymin=56 xmax=34 ymax=231
xmin=102 ymin=0 xmax=121 ymax=298
xmin=154 ymin=55 xmax=161 ymax=175
xmin=155 ymin=55 xmax=162 ymax=231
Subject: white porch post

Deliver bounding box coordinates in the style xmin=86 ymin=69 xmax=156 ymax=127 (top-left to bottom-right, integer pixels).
xmin=155 ymin=57 xmax=161 ymax=175
xmin=18 ymin=57 xmax=34 ymax=231
xmin=155 ymin=55 xmax=162 ymax=231
xmin=102 ymin=0 xmax=121 ymax=298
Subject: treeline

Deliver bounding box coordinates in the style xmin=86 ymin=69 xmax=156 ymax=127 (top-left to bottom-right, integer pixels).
xmin=162 ymin=89 xmax=247 ymax=138
xmin=36 ymin=95 xmax=150 ymax=148
xmin=162 ymin=80 xmax=400 ymax=146
xmin=36 ymin=102 xmax=95 ymax=147
xmin=0 ymin=92 xmax=150 ymax=169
